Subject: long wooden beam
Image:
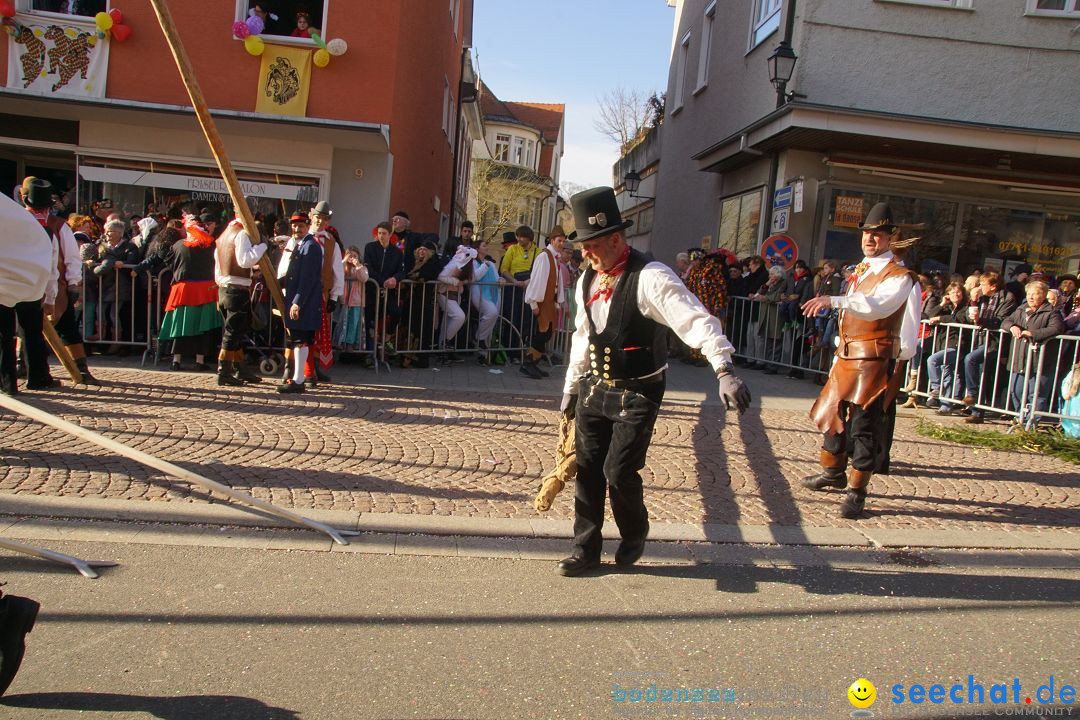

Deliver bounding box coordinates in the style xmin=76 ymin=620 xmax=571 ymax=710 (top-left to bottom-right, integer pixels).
xmin=147 ymin=0 xmax=285 ymax=316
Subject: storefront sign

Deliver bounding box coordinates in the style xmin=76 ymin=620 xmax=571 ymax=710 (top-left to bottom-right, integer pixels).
xmin=78 ymin=165 xmax=315 ymax=201
xmin=834 ymin=195 xmax=864 ymax=228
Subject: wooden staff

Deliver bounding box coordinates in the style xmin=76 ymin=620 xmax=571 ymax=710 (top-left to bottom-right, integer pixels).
xmin=147 ymin=0 xmax=285 ymax=316
xmin=42 ymin=313 xmax=83 ymax=384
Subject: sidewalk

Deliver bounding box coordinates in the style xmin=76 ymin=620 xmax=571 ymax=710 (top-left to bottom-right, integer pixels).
xmin=0 ymin=356 xmax=1077 ymax=553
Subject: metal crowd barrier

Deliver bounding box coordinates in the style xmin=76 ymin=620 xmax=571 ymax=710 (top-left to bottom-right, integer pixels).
xmin=79 ymin=263 xmax=150 ymax=356
xmin=726 ymin=295 xmax=827 ymax=378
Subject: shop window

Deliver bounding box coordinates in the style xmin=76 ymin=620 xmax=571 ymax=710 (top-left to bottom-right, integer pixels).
xmin=959 ymin=205 xmax=1079 ymax=278
xmin=750 ymin=0 xmax=781 ymax=50
xmin=824 ymin=189 xmax=957 ymax=272
xmin=1027 ymin=0 xmax=1080 ymax=15
xmin=717 ymin=189 xmax=763 ymax=258
xmin=25 ymin=0 xmax=106 ymax=18
xmin=236 ymin=1 xmax=327 ymax=40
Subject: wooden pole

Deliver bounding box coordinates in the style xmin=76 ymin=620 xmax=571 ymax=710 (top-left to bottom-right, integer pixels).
xmin=0 ymin=392 xmax=358 ymax=545
xmin=42 ymin=313 xmax=83 ymax=384
xmin=147 ymin=0 xmax=285 ymax=316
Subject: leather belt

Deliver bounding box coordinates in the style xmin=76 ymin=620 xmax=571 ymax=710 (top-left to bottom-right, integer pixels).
xmin=589 ymin=371 xmax=664 ymax=389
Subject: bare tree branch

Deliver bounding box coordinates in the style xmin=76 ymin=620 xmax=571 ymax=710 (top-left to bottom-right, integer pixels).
xmin=593 ymin=87 xmax=655 ymax=154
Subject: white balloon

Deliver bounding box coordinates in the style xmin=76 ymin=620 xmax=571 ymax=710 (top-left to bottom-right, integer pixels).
xmin=326 ymin=38 xmax=348 ymax=57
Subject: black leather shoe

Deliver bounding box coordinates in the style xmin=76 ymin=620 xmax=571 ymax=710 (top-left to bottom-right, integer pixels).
xmin=277 ymin=381 xmax=305 ymax=394
xmin=556 ymin=554 xmax=601 ymax=577
xmin=235 ymin=364 xmax=263 ymax=383
xmin=800 ymin=472 xmax=847 ymax=491
xmin=24 ymin=377 xmax=61 ymax=390
xmin=0 ymin=594 xmax=40 ymax=697
xmin=315 ymin=367 xmax=331 ymax=383
xmin=839 ymin=489 xmax=867 ymax=519
xmin=615 ymin=526 xmax=649 ymax=567
xmin=520 ymin=362 xmax=544 ymax=380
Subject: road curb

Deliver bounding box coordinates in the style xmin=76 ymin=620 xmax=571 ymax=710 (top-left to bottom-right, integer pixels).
xmin=2 ymin=492 xmax=1077 ymax=551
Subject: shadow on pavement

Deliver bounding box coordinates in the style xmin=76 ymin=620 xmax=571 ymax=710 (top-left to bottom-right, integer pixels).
xmin=1 ymin=692 xmax=298 ymax=719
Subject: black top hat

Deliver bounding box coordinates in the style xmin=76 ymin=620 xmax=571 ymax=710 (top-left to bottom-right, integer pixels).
xmin=23 ymin=178 xmax=53 ymax=210
xmin=569 ymin=186 xmax=633 ymax=243
xmin=501 ymin=231 xmax=516 ymax=246
xmin=858 ymin=202 xmax=897 ymax=232
xmin=1010 ymin=263 xmax=1033 ymax=277
xmin=312 ymin=201 xmax=333 ymax=217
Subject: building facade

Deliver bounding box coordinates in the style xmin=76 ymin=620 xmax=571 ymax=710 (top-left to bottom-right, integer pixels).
xmin=1 ymin=0 xmax=473 ymax=243
xmin=613 ymin=124 xmax=660 ymax=255
xmin=469 ymin=80 xmax=564 ymax=246
xmin=653 ymin=0 xmax=1080 ymax=278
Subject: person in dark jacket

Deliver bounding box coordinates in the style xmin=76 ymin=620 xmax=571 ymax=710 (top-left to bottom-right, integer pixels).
xmin=1001 ymin=280 xmax=1065 ymax=421
xmin=925 ymin=282 xmax=974 ymax=412
xmin=94 ymin=218 xmax=141 ymax=351
xmin=398 ymin=238 xmax=442 ymax=368
xmin=961 ymin=271 xmax=1019 ymax=422
xmin=278 ymin=225 xmax=323 ymax=394
xmin=364 ymin=221 xmax=405 ymax=345
xmin=781 ymin=259 xmax=815 ymax=378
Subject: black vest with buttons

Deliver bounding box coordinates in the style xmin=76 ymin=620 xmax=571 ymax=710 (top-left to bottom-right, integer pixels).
xmin=582 ymin=248 xmax=667 ymax=381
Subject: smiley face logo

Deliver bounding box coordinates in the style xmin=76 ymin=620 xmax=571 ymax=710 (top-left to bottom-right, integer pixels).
xmin=848 ymin=679 xmax=876 ymax=709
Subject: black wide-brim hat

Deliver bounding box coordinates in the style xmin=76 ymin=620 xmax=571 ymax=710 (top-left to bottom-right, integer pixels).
xmin=569 ymin=186 xmax=633 ymax=243
xmin=858 ymin=202 xmax=897 ymax=232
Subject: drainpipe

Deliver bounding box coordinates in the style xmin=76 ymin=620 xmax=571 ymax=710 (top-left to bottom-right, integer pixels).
xmin=448 ymin=46 xmax=469 ymax=238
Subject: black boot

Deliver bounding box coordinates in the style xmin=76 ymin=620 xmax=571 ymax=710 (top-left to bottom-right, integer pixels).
xmin=0 ymin=593 xmax=40 ymax=697
xmin=800 ymin=469 xmax=847 ymax=491
xmin=839 ymin=487 xmax=868 ymax=519
xmin=235 ymin=362 xmax=263 ymax=384
xmin=217 ymin=361 xmax=243 ymax=386
xmin=315 ymin=367 xmax=331 ymax=383
xmin=75 ymin=359 xmax=101 ymax=386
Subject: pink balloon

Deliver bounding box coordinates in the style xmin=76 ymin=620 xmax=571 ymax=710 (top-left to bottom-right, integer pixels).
xmin=232 ymin=20 xmax=249 ymax=39
xmin=245 ymin=15 xmax=263 ymax=35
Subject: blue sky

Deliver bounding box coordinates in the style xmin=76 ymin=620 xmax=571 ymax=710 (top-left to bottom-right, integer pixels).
xmin=472 ymin=0 xmax=675 ymax=190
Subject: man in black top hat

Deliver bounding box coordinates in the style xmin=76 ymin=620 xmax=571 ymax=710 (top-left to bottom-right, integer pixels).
xmin=556 ymin=187 xmax=751 ymax=576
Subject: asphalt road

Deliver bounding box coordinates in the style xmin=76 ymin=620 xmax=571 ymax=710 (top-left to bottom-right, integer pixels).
xmin=1 ymin=538 xmax=1078 ymax=720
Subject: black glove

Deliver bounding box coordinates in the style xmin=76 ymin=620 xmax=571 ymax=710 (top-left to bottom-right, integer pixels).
xmin=560 ymin=393 xmax=577 ymax=420
xmin=326 ymin=299 xmax=338 ymax=313
xmin=718 ymin=372 xmax=751 ymax=415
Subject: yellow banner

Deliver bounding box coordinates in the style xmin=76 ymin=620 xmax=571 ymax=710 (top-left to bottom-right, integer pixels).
xmin=256 ymin=44 xmax=311 ymax=117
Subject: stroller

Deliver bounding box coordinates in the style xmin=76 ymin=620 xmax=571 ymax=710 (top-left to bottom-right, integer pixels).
xmin=246 ymin=279 xmax=286 ymax=377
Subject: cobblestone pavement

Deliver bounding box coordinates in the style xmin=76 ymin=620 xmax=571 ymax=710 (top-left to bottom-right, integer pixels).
xmin=0 ymin=360 xmax=1077 ymax=533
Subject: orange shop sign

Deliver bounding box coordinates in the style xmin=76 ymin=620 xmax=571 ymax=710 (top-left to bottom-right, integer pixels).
xmin=834 ymin=196 xmax=865 ymax=228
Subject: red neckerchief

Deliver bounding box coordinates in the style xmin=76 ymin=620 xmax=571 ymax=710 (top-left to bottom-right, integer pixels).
xmin=586 ymin=246 xmax=631 ymax=307
xmin=27 ymin=208 xmax=48 ymax=227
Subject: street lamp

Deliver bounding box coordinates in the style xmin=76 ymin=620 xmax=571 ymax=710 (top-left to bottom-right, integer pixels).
xmin=623 ymin=170 xmax=654 ymax=201
xmin=767 ymin=40 xmax=805 ymax=107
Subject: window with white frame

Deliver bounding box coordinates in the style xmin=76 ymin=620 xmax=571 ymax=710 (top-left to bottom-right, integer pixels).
xmin=233 ymin=1 xmax=328 ymax=40
xmin=24 ymin=0 xmax=106 ymax=18
xmin=494 ymin=134 xmax=510 ymax=162
xmin=525 ymin=139 xmax=536 ymax=170
xmin=695 ymin=1 xmax=716 ymax=92
xmin=877 ymin=0 xmax=972 ymax=7
xmin=1027 ymin=0 xmax=1080 ymax=14
xmin=750 ymin=0 xmax=781 ymax=49
xmin=511 ymin=136 xmax=526 ymax=166
xmin=672 ymin=31 xmax=691 ymax=111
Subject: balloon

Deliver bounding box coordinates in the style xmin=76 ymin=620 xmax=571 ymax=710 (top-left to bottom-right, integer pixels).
xmin=310 ymin=30 xmax=326 ymax=50
xmin=94 ymin=11 xmax=112 ymax=31
xmin=326 ymin=38 xmax=347 ymax=57
xmin=232 ymin=20 xmax=249 ymax=38
xmin=110 ymin=23 xmax=131 ymax=42
xmin=313 ymin=48 xmax=330 ymax=68
xmin=244 ymin=35 xmax=265 ymax=56
xmin=245 ymin=15 xmax=263 ymax=35
xmin=0 ymin=1 xmax=15 ymax=18
xmin=108 ymin=8 xmax=122 ymax=24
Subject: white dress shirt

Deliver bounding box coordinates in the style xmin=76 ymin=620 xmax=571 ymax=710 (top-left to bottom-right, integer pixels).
xmin=562 ymin=261 xmax=735 ymax=394
xmin=828 ymin=251 xmax=921 ymax=361
xmin=524 ymin=246 xmax=565 ymax=310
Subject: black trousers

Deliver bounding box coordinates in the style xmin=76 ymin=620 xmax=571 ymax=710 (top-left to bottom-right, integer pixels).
xmin=0 ymin=300 xmax=51 ymax=393
xmin=572 ymin=373 xmax=665 ymax=558
xmin=822 ymin=392 xmax=897 ymax=475
xmin=53 ymin=303 xmax=81 ymax=346
xmin=218 ymin=286 xmax=252 ymax=352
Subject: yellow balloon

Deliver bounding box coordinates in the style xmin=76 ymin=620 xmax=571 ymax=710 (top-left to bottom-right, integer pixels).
xmin=94 ymin=11 xmax=112 ymax=31
xmin=313 ymin=48 xmax=330 ymax=68
xmin=244 ymin=35 xmax=265 ymax=56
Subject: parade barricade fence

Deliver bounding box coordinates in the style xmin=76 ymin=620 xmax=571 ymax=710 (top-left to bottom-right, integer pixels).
xmin=371 ymin=278 xmax=567 ymax=368
xmin=80 ymin=264 xmax=153 ymax=358
xmin=726 ymin=295 xmax=827 ymax=378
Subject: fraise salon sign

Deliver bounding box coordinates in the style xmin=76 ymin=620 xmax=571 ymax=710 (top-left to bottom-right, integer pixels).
xmin=78 ymin=165 xmax=317 ymax=201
